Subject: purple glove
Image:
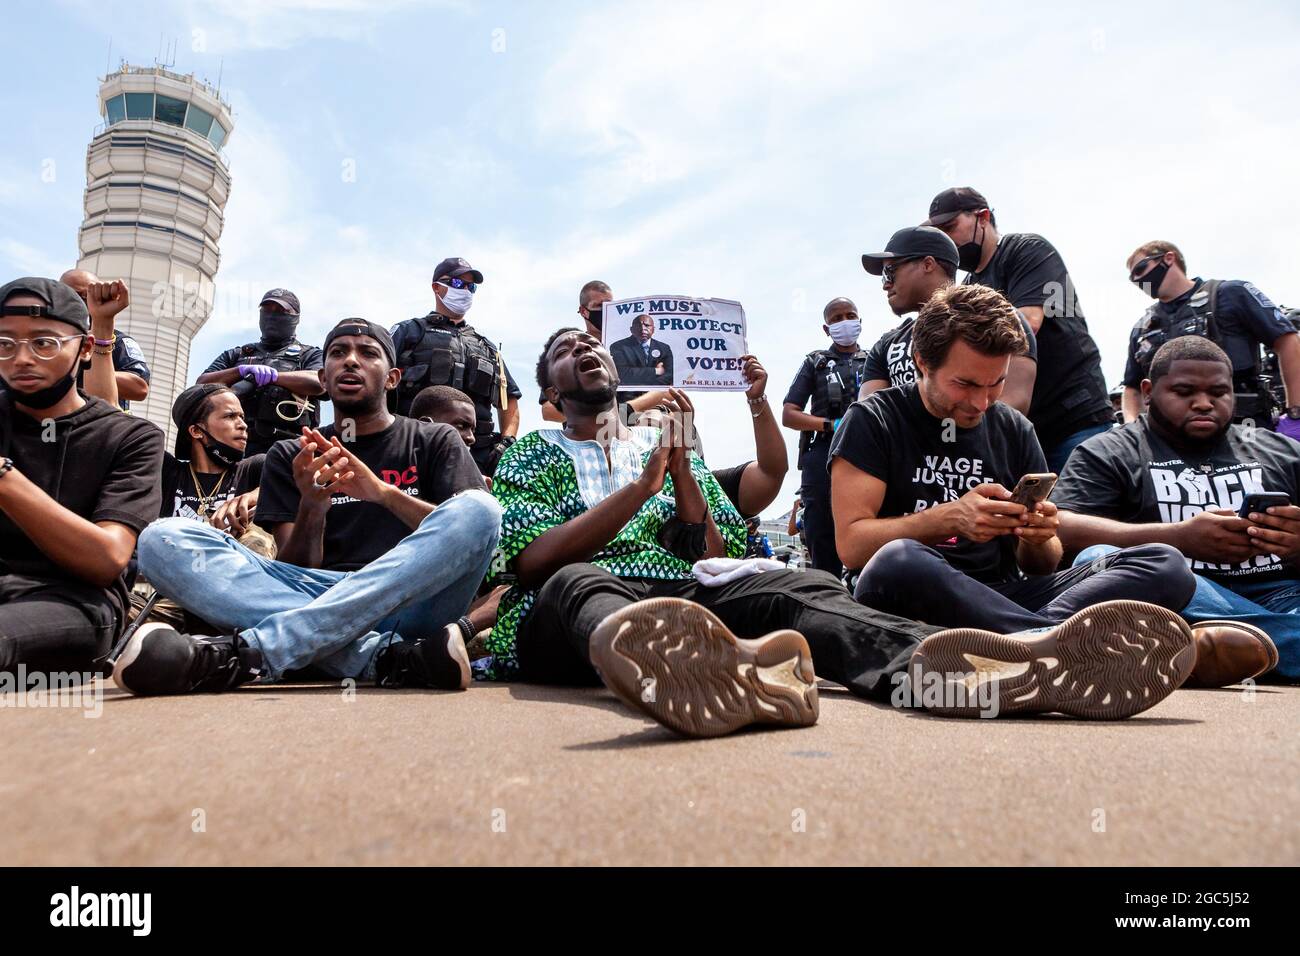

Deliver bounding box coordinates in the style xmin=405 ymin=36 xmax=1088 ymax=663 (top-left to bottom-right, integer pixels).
xmin=238 ymin=364 xmax=279 ymax=387
xmin=1276 ymin=416 xmax=1300 ymax=442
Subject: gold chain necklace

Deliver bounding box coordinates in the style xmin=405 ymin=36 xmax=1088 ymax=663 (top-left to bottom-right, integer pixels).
xmin=188 ymin=463 xmax=230 ymax=519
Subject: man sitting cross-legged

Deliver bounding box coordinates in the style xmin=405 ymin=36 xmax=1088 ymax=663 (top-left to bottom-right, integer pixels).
xmin=474 ymin=328 xmax=1193 ymax=737
xmin=831 ymin=285 xmax=1201 ymax=717
xmin=1055 ymin=337 xmax=1296 ymax=685
xmin=114 ymin=319 xmax=501 ymax=696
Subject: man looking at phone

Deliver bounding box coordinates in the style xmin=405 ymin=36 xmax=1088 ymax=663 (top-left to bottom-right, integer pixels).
xmin=831 ymin=284 xmax=1197 ymax=630
xmin=1055 ymin=337 xmax=1297 ymax=681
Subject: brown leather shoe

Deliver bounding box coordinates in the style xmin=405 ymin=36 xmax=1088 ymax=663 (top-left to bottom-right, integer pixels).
xmin=1186 ymin=621 xmax=1278 ymax=688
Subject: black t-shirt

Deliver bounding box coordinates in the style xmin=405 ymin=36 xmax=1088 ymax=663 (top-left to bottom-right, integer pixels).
xmin=1122 ymin=278 xmax=1297 ymax=388
xmin=828 ymin=384 xmax=1047 ymax=582
xmin=159 ymin=453 xmax=265 ymax=521
xmin=1054 ymin=417 xmax=1300 ymax=584
xmin=783 ymin=347 xmax=870 ymax=420
xmin=255 ymin=416 xmax=486 ymax=571
xmin=0 ymin=393 xmax=164 ymax=627
xmin=864 ymin=312 xmax=1039 ymax=388
xmin=964 ymin=233 xmax=1112 ymax=447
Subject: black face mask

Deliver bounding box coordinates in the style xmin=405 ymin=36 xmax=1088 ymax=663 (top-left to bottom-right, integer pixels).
xmin=196 ymin=427 xmax=246 ymax=468
xmin=956 ymin=220 xmax=985 ymax=273
xmin=585 ymin=306 xmax=604 ymax=332
xmin=259 ymin=309 xmax=299 ymax=347
xmin=1 ymin=349 xmax=81 ymax=410
xmin=1137 ymin=262 xmax=1170 ymax=300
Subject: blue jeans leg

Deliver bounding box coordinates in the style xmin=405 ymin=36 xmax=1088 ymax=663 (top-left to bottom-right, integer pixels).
xmin=1073 ymin=545 xmax=1300 ymax=680
xmin=138 ymin=490 xmax=502 ymax=681
xmin=138 ymin=518 xmax=344 ymax=635
xmin=1185 ymin=577 xmax=1300 ymax=680
xmin=1045 ymin=423 xmax=1112 ymax=474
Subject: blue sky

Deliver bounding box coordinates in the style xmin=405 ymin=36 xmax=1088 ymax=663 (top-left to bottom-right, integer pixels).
xmin=3 ymin=0 xmax=1299 ymax=516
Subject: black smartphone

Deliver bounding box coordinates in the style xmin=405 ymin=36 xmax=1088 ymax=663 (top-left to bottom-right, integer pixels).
xmin=1238 ymin=492 xmax=1291 ymax=520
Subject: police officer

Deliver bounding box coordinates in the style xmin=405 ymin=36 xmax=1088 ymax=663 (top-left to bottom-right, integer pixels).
xmin=781 ymin=297 xmax=870 ymax=579
xmin=1123 ymin=240 xmax=1300 ymax=436
xmin=61 ymin=268 xmax=151 ymax=411
xmin=196 ymin=288 xmax=325 ymax=456
xmin=390 ymin=257 xmax=521 ymax=476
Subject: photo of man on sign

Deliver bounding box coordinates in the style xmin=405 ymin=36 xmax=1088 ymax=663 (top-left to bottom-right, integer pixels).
xmin=601 ymin=295 xmax=748 ymax=391
xmin=609 ymin=314 xmax=674 ymax=386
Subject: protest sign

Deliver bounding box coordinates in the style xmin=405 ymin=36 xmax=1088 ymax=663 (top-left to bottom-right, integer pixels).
xmin=599 ymin=295 xmax=749 ymax=391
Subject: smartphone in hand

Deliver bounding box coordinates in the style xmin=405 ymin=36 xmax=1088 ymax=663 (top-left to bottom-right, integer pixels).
xmin=1009 ymin=472 xmax=1058 ymax=510
xmin=1237 ymin=492 xmax=1291 ymax=520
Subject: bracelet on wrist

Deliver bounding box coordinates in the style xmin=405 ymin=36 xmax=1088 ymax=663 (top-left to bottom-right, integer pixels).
xmin=93 ymin=335 xmax=116 ymax=348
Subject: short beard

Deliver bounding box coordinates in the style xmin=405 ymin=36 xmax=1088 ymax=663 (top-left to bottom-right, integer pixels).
xmin=558 ymin=383 xmax=616 ymax=413
xmin=331 ymin=390 xmax=384 ymax=420
xmin=1148 ymin=400 xmax=1228 ymax=453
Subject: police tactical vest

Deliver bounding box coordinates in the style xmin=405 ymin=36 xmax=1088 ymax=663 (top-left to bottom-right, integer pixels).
xmin=809 ymin=348 xmax=870 ymax=421
xmin=1133 ymin=280 xmax=1269 ymax=421
xmin=237 ymin=339 xmax=321 ymax=440
xmin=396 ymin=312 xmax=503 ymax=433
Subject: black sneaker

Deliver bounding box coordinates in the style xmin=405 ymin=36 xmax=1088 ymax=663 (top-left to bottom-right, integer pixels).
xmin=113 ymin=623 xmax=263 ymax=697
xmin=374 ymin=624 xmax=471 ymax=690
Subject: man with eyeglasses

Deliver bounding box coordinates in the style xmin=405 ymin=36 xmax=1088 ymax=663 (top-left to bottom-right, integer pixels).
xmin=0 ymin=277 xmax=163 ymax=678
xmin=391 ymin=257 xmax=521 ymax=477
xmin=781 ymin=297 xmax=871 ymax=578
xmin=1122 ymin=240 xmax=1300 ymax=436
xmin=925 ymin=187 xmax=1113 ymax=472
xmin=196 ymin=288 xmax=326 ymax=456
xmin=859 ymin=226 xmax=1037 ymax=415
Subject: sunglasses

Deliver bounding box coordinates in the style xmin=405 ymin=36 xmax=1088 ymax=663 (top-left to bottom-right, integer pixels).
xmin=881 ymin=257 xmax=923 ymax=283
xmin=1128 ymin=253 xmax=1166 ymax=283
xmin=440 ymin=276 xmax=478 ymax=293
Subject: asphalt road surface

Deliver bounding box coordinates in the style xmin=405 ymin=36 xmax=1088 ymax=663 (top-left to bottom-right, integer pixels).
xmin=3 ymin=677 xmax=1295 ymax=866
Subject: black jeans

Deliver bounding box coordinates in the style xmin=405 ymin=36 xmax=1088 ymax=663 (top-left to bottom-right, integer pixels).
xmin=0 ymin=574 xmax=116 ymax=675
xmin=516 ymin=563 xmax=940 ymax=700
xmin=854 ymin=540 xmax=1196 ymax=632
xmin=799 ymin=440 xmax=841 ymax=578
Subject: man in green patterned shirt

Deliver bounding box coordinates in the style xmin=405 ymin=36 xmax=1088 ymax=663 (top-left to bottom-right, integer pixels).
xmin=480 ymin=328 xmax=950 ymax=737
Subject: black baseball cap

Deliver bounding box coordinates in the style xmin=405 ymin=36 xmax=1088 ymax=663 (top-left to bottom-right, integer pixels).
xmin=260 ymin=288 xmax=301 ymax=315
xmin=923 ymin=186 xmax=990 ymax=227
xmin=862 ymin=226 xmax=960 ymax=275
xmin=432 ymin=257 xmax=484 ymax=285
xmin=172 ymin=383 xmax=227 ymax=431
xmin=323 ymin=318 xmax=397 ymax=367
xmin=0 ymin=277 xmax=90 ymax=332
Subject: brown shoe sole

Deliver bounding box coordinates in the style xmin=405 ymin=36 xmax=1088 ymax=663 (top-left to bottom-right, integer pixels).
xmin=589 ymin=597 xmax=819 ymax=738
xmin=909 ymin=600 xmax=1195 ymax=720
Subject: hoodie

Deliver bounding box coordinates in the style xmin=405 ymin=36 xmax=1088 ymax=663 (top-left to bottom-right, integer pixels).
xmin=0 ymin=391 xmax=164 ymax=630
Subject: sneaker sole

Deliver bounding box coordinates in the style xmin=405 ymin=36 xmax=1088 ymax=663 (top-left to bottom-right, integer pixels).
xmin=445 ymin=625 xmax=472 ymax=690
xmin=112 ymin=622 xmax=195 ymax=697
xmin=910 ymin=600 xmax=1195 ymax=720
xmin=1192 ymin=619 xmax=1279 ymax=676
xmin=589 ymin=597 xmax=819 ymax=738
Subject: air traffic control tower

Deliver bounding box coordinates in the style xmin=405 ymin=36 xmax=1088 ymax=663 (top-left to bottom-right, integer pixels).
xmin=75 ymin=63 xmax=234 ymax=440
